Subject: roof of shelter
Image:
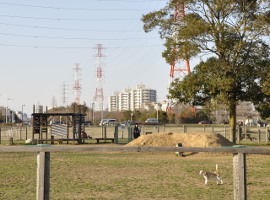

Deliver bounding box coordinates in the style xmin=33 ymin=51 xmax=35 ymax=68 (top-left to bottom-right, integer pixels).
xmin=32 ymin=113 xmax=86 ymax=117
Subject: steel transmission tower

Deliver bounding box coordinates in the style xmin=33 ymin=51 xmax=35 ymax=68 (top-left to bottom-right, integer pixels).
xmin=61 ymin=81 xmax=68 ymax=106
xmin=73 ymin=63 xmax=81 ymax=104
xmin=167 ymin=2 xmax=191 ymax=113
xmin=170 ymin=3 xmax=190 ymax=80
xmin=93 ymin=44 xmax=105 ymax=113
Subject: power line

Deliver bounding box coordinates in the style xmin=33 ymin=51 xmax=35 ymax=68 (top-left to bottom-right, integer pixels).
xmin=0 ymin=22 xmax=140 ymax=32
xmin=98 ymin=0 xmax=166 ymax=2
xmin=0 ymin=32 xmax=158 ymax=41
xmin=0 ymin=2 xmax=145 ymax=11
xmin=0 ymin=14 xmax=139 ymax=21
xmin=0 ymin=43 xmax=162 ymax=49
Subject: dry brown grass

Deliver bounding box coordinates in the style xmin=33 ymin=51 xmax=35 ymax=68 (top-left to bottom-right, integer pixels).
xmin=0 ymin=145 xmax=270 ymax=200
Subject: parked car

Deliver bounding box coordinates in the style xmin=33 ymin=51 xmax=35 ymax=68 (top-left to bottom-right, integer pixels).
xmin=52 ymin=121 xmax=65 ymax=125
xmin=198 ymin=121 xmax=211 ymax=124
xmin=145 ymin=118 xmax=158 ymax=125
xmin=121 ymin=120 xmax=137 ymax=125
xmin=99 ymin=119 xmax=108 ymax=126
xmin=84 ymin=120 xmax=92 ymax=127
xmin=99 ymin=119 xmax=117 ymax=126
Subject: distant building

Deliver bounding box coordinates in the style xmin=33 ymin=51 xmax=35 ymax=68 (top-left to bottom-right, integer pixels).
xmin=108 ymin=93 xmax=118 ymax=112
xmin=108 ymin=84 xmax=157 ymax=111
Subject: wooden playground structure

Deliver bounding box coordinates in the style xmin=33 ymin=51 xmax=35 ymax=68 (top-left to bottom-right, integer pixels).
xmin=32 ymin=112 xmax=86 ymax=144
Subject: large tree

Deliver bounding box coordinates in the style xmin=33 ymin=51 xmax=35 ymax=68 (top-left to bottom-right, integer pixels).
xmin=142 ymin=0 xmax=270 ymax=143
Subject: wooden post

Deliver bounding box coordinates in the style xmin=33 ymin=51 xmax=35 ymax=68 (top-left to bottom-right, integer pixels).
xmin=51 ymin=136 xmax=54 ymax=145
xmin=101 ymin=125 xmax=103 ymax=138
xmin=233 ymin=153 xmax=247 ymax=200
xmin=37 ymin=152 xmax=50 ymax=200
xmin=224 ymin=126 xmax=227 ymax=139
xmin=265 ymin=127 xmax=268 ymax=142
xmin=72 ymin=115 xmax=76 ymax=143
xmin=9 ymin=137 xmax=13 ymax=145
xmin=114 ymin=125 xmax=118 ymax=144
xmin=175 ymin=143 xmax=183 ymax=157
xmin=203 ymin=126 xmax=206 ymax=133
xmin=237 ymin=126 xmax=240 ymax=144
xmin=25 ymin=127 xmax=28 ymax=141
xmin=67 ymin=124 xmax=69 ymax=144
xmin=0 ymin=127 xmax=1 ymax=144
xmin=258 ymin=128 xmax=261 ymax=143
xmin=244 ymin=126 xmax=247 ymax=140
xmin=104 ymin=126 xmax=107 ymax=142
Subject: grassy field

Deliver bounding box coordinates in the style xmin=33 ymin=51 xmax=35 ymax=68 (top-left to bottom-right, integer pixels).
xmin=0 ymin=145 xmax=270 ymax=200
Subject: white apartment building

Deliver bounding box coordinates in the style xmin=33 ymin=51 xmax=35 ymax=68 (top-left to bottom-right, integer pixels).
xmin=119 ymin=89 xmax=131 ymax=111
xmin=108 ymin=92 xmax=119 ymax=112
xmin=108 ymin=84 xmax=157 ymax=111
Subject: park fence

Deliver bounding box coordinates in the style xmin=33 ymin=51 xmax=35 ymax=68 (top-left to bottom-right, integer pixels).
xmin=0 ymin=124 xmax=270 ymax=144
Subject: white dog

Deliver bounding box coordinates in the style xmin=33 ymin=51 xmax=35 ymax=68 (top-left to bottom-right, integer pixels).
xmin=199 ymin=164 xmax=223 ymax=185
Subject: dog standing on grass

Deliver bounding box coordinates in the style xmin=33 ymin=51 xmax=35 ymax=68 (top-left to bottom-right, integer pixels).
xmin=199 ymin=164 xmax=223 ymax=185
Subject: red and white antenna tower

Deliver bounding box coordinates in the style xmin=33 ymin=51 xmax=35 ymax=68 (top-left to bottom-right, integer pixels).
xmin=93 ymin=44 xmax=105 ymax=111
xmin=167 ymin=2 xmax=191 ymax=113
xmin=170 ymin=3 xmax=190 ymax=80
xmin=73 ymin=63 xmax=81 ymax=104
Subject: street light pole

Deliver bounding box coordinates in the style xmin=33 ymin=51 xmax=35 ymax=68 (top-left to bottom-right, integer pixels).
xmin=92 ymin=103 xmax=95 ymax=125
xmin=6 ymin=98 xmax=13 ymax=123
xmin=131 ymin=112 xmax=133 ymax=122
xmin=156 ymin=104 xmax=160 ymax=122
xmin=6 ymin=98 xmax=9 ymax=123
xmin=22 ymin=104 xmax=25 ymax=126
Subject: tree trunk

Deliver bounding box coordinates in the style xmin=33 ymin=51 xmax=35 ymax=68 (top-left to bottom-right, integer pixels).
xmin=229 ymin=101 xmax=237 ymax=144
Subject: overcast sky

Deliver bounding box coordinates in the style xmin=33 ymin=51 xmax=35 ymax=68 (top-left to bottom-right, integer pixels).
xmin=0 ymin=0 xmax=199 ymax=116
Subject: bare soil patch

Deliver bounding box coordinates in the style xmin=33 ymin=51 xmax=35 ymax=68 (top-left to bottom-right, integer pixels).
xmin=125 ymin=132 xmax=233 ymax=147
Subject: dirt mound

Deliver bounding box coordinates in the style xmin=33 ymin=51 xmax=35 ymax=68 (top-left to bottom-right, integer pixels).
xmin=125 ymin=132 xmax=233 ymax=147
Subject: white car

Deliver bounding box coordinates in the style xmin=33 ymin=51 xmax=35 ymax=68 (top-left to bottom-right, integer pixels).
xmin=145 ymin=118 xmax=158 ymax=125
xmin=99 ymin=119 xmax=117 ymax=126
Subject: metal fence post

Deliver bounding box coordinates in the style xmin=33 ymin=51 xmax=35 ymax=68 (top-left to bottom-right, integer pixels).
xmin=114 ymin=125 xmax=118 ymax=144
xmin=233 ymin=153 xmax=247 ymax=200
xmin=25 ymin=127 xmax=28 ymax=140
xmin=37 ymin=151 xmax=50 ymax=200
xmin=258 ymin=128 xmax=261 ymax=143
xmin=237 ymin=125 xmax=240 ymax=144
xmin=265 ymin=127 xmax=268 ymax=142
xmin=128 ymin=126 xmax=132 ymax=143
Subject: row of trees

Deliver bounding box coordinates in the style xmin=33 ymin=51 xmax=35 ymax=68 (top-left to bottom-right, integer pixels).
xmin=47 ymin=102 xmax=221 ymax=125
xmin=142 ymin=0 xmax=270 ymax=143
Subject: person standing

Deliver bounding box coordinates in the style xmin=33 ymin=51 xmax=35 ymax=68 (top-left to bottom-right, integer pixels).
xmin=133 ymin=123 xmax=140 ymax=139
